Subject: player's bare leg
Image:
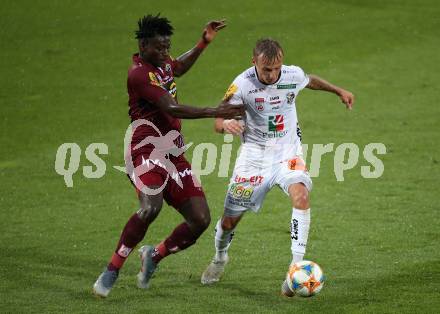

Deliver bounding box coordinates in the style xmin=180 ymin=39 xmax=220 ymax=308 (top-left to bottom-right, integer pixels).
xmin=138 ymin=196 xmax=211 ymax=288
xmin=201 ymin=213 xmax=243 ymax=285
xmin=93 ymin=187 xmax=163 ymax=297
xmin=281 ymin=182 xmax=311 ymax=297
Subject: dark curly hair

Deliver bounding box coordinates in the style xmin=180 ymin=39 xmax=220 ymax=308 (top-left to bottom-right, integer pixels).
xmin=135 ymin=14 xmax=174 ymax=42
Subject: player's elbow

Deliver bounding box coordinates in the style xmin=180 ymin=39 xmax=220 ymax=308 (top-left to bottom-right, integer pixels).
xmin=173 ymin=70 xmax=183 ymax=78
xmin=156 ymin=94 xmax=183 ymax=117
xmin=306 ymin=74 xmax=319 ymax=89
xmin=160 ymin=104 xmax=180 ymax=118
xmin=172 ymin=61 xmax=185 ymax=77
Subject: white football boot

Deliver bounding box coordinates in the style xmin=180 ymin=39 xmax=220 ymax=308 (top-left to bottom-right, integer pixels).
xmin=201 ymin=255 xmax=229 ymax=285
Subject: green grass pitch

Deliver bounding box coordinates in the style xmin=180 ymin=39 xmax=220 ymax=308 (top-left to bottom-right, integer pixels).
xmin=1 ymin=0 xmax=439 ymax=313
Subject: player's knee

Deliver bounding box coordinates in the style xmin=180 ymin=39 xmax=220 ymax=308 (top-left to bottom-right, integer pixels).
xmin=196 ymin=209 xmax=211 ymax=229
xmin=221 ymin=216 xmax=238 ymax=231
xmin=289 ymin=184 xmax=310 ymax=209
xmin=137 ymin=205 xmax=160 ymax=222
xmin=190 ymin=210 xmax=211 ymax=235
xmin=293 ymin=192 xmax=310 ymax=209
xmin=138 ymin=194 xmax=162 ymax=222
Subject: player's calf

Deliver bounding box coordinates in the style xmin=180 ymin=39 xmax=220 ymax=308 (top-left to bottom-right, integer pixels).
xmin=288 ymin=183 xmax=311 ymax=264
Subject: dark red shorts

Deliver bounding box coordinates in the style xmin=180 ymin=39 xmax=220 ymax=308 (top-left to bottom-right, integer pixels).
xmin=128 ymin=153 xmax=205 ymax=210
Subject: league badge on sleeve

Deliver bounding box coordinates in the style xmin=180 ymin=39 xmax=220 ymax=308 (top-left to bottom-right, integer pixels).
xmin=148 ymin=72 xmax=163 ymax=87
xmin=223 ymin=83 xmax=238 ymax=101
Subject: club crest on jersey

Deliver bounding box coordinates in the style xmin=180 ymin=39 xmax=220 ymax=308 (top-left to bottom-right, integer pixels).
xmin=165 ymin=63 xmax=171 ymax=72
xmin=255 ymin=97 xmax=265 ymax=111
xmin=286 ymin=92 xmax=295 ymax=104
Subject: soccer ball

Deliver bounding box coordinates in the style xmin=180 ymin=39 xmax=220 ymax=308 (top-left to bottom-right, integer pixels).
xmin=285 ymin=260 xmax=325 ymax=297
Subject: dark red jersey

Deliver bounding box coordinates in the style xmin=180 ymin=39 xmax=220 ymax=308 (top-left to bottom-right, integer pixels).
xmin=127 ymin=54 xmax=184 ymax=158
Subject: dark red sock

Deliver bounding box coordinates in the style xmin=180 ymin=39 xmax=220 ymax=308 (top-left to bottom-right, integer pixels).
xmin=151 ymin=223 xmax=197 ymax=264
xmin=107 ymin=213 xmax=148 ymax=271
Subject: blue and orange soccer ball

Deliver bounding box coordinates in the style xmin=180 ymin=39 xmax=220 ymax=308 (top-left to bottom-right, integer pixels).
xmin=286 ymin=260 xmax=325 ymax=297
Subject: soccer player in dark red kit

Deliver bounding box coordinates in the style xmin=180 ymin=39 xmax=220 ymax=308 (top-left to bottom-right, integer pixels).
xmin=93 ymin=14 xmax=243 ymax=297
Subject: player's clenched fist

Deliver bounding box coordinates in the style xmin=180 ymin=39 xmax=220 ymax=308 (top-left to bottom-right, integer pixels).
xmin=222 ymin=119 xmax=245 ymax=135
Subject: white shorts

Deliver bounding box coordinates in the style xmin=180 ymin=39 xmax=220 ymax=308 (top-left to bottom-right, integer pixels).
xmin=224 ymin=155 xmax=312 ymax=217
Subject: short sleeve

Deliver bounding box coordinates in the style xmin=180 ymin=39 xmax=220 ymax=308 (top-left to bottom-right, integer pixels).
xmin=130 ymin=69 xmax=168 ymax=104
xmin=295 ymin=66 xmax=310 ymax=91
xmin=222 ymin=76 xmax=243 ymax=105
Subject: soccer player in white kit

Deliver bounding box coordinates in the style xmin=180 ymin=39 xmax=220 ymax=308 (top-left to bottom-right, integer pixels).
xmin=200 ymin=38 xmax=354 ymax=296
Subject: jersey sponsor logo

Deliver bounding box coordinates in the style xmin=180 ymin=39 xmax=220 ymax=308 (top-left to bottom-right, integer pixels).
xmin=169 ymin=81 xmax=177 ymax=98
xmin=277 ymin=83 xmax=296 ymax=89
xmin=150 ymin=70 xmax=174 ymax=90
xmin=263 ymin=115 xmax=288 ymax=138
xmin=234 ymin=174 xmax=264 ymax=186
xmin=270 ymin=96 xmax=281 ymax=105
xmin=286 ymin=92 xmax=295 ymax=104
xmin=268 ymin=115 xmax=284 ymax=131
xmin=223 ymin=83 xmax=238 ymax=101
xmin=248 ymin=87 xmax=264 ymax=94
xmin=228 ymin=183 xmax=254 ymax=199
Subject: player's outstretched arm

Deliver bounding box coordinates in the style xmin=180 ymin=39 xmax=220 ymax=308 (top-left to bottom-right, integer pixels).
xmin=306 ymin=74 xmax=355 ymax=109
xmin=155 ymin=92 xmax=243 ymax=119
xmin=173 ymin=20 xmax=226 ymax=77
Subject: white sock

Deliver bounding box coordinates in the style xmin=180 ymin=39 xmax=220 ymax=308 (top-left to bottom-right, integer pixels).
xmin=290 ymin=208 xmax=311 ymax=265
xmin=214 ymin=219 xmax=234 ymax=262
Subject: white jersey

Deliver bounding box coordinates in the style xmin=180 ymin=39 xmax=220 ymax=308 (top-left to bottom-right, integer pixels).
xmin=224 ymin=65 xmax=309 ymax=164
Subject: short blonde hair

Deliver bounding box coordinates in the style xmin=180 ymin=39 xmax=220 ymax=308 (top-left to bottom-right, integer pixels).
xmin=253 ymin=38 xmax=284 ymax=63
